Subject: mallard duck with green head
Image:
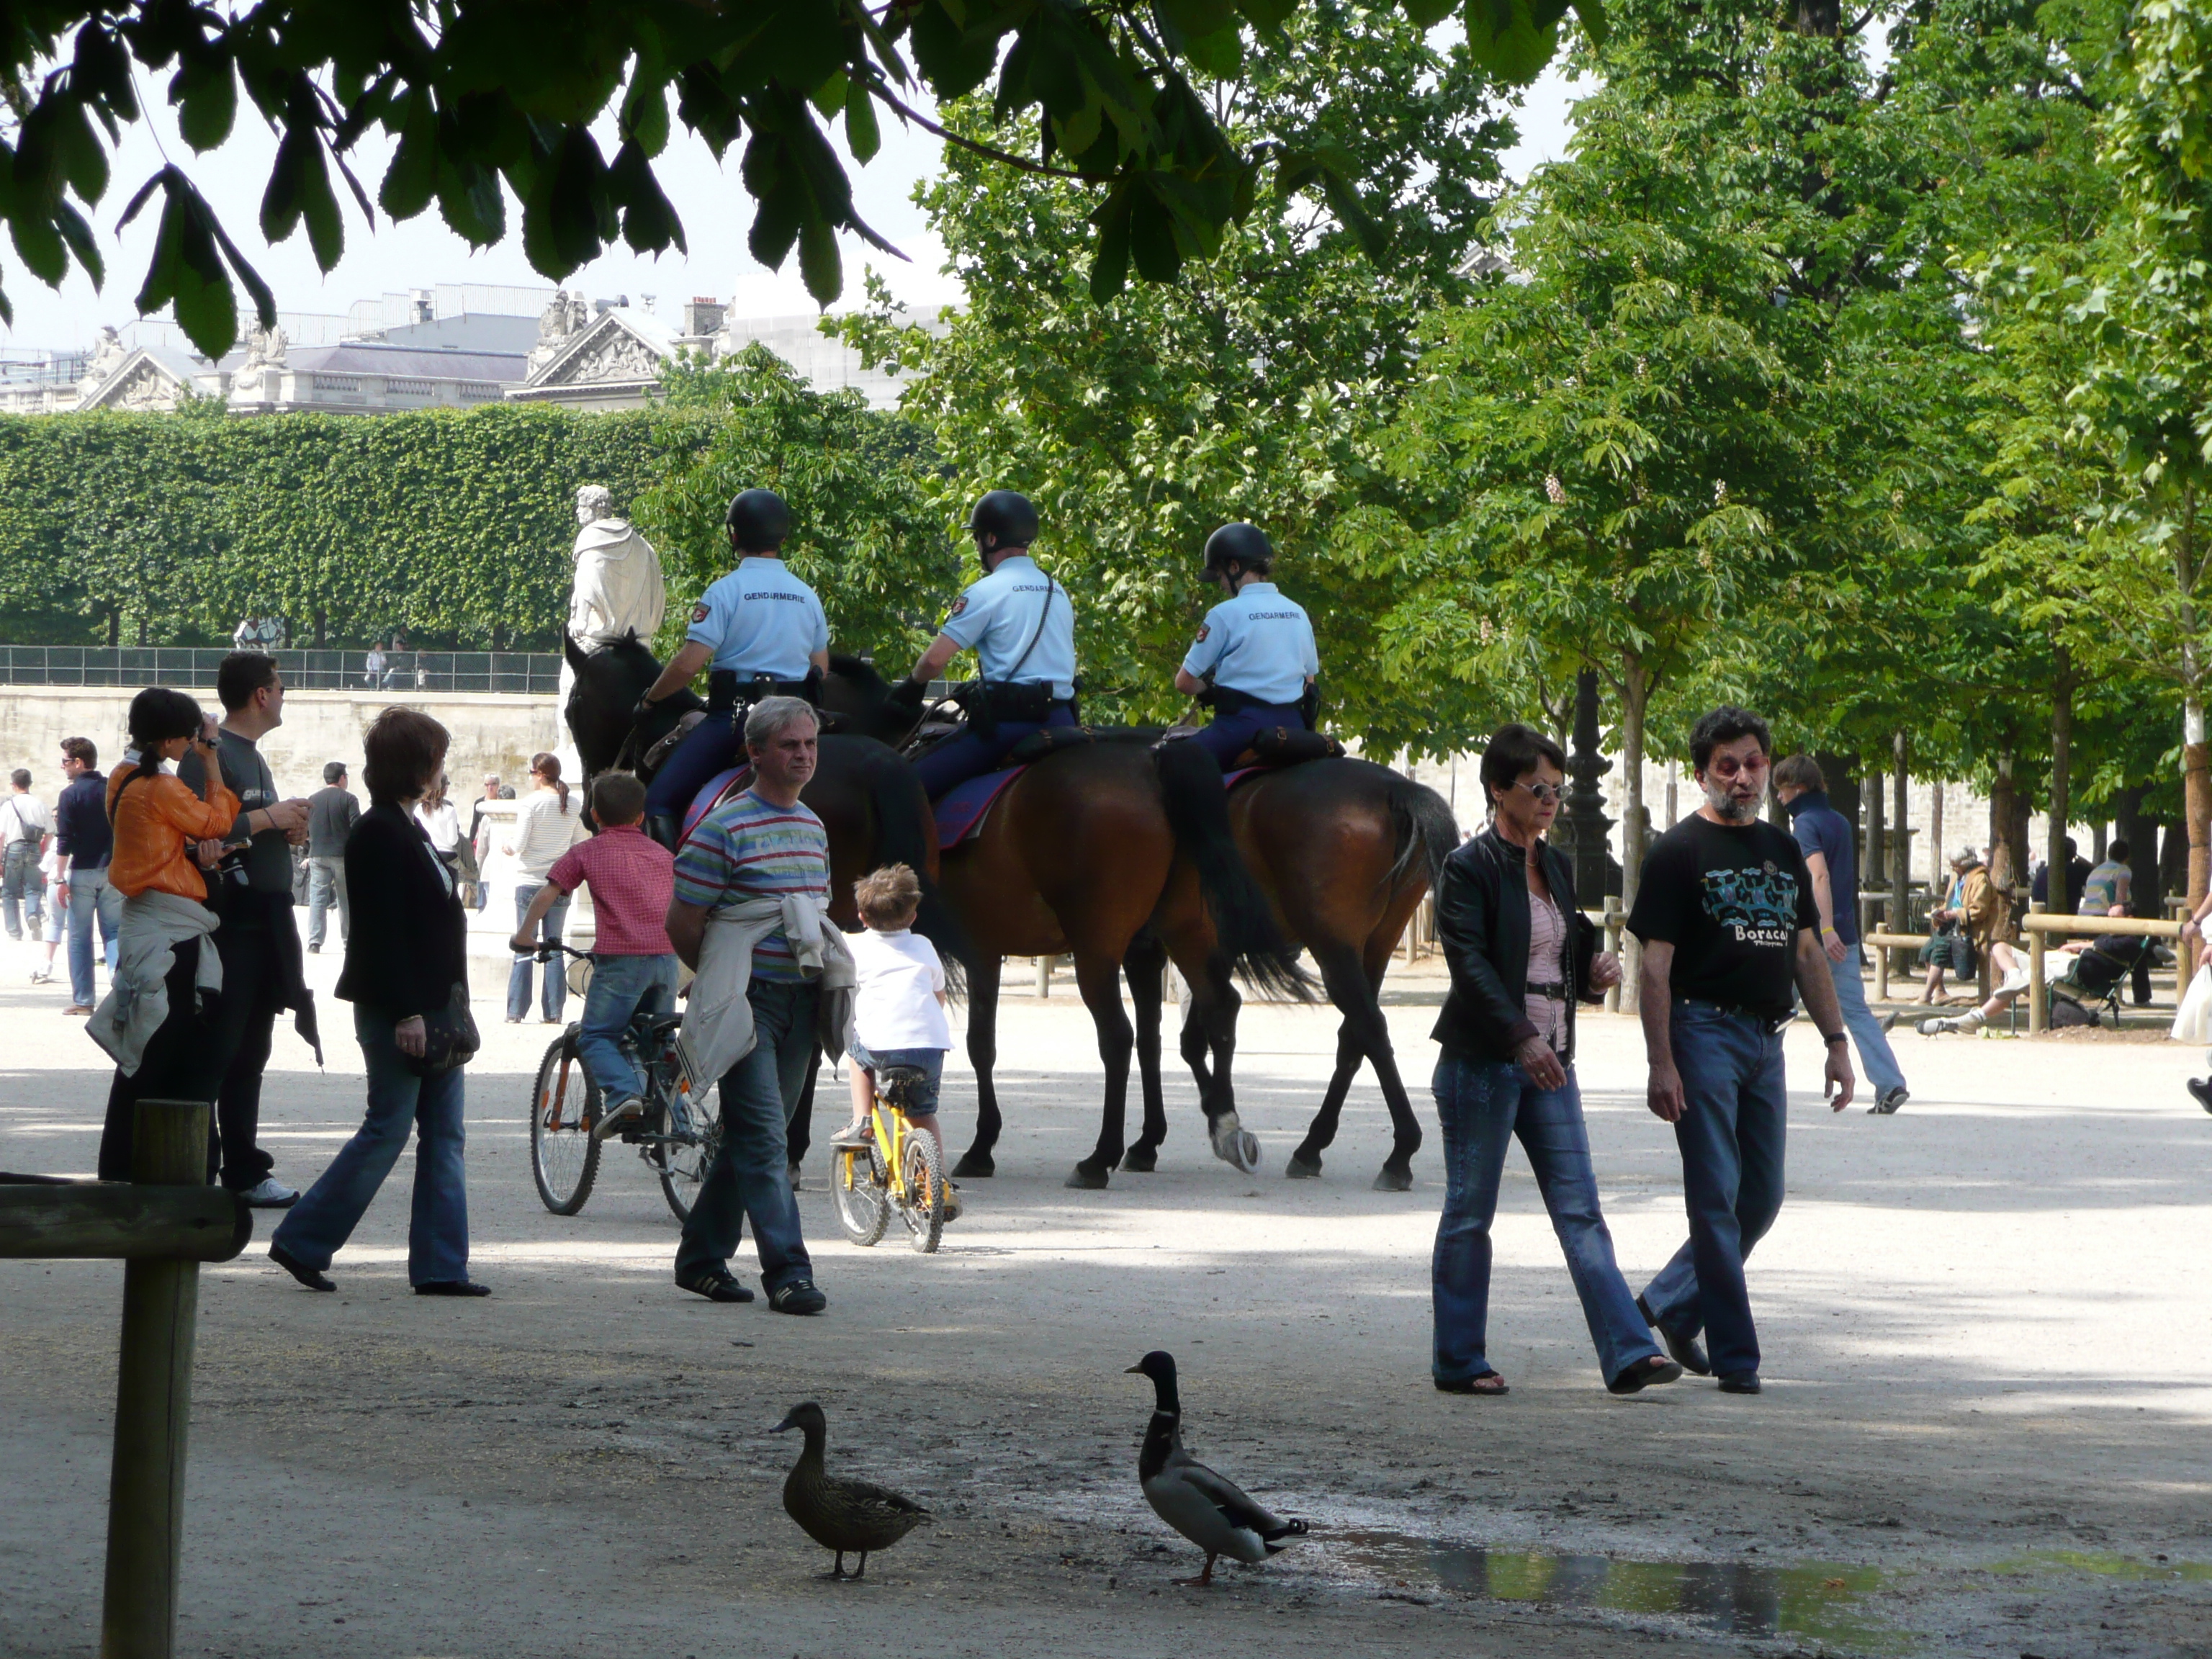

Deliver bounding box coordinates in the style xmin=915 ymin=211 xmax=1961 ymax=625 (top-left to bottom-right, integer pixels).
xmin=1127 ymin=1350 xmax=1308 ymax=1586
xmin=773 ymin=1402 xmax=933 ymax=1579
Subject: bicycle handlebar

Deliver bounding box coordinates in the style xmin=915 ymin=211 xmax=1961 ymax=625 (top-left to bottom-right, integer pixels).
xmin=512 ymin=940 xmax=596 ymax=963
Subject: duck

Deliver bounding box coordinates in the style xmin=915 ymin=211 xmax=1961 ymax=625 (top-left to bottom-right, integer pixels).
xmin=773 ymin=1402 xmax=933 ymax=1579
xmin=1126 ymin=1350 xmax=1308 ymax=1586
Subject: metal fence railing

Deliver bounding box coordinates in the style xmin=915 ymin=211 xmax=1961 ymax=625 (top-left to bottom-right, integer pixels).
xmin=0 ymin=646 xmax=562 ymax=695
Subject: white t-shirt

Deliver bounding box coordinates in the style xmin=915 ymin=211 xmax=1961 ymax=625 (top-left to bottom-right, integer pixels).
xmin=850 ymin=926 xmax=952 ymax=1052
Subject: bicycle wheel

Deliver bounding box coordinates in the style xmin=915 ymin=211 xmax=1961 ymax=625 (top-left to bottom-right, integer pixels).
xmin=531 ymin=1033 xmax=601 ymax=1215
xmin=831 ymin=1141 xmax=891 ymax=1246
xmin=655 ymin=1112 xmax=721 ymax=1224
xmin=899 ymin=1127 xmax=945 ymax=1254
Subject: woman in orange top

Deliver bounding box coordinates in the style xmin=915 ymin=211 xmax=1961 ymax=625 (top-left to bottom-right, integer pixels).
xmin=94 ymin=688 xmax=242 ymax=1181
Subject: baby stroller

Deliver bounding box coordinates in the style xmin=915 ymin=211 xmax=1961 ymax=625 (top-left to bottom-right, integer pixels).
xmin=2048 ymin=935 xmax=2147 ymax=1028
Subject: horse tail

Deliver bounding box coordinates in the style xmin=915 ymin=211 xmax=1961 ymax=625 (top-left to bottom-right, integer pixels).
xmin=1152 ymin=740 xmax=1313 ymax=1002
xmin=1382 ymin=772 xmax=1460 ymax=902
xmin=860 ymin=744 xmax=973 ymax=998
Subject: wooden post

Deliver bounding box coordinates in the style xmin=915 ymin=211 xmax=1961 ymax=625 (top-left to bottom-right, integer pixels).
xmin=1604 ymin=902 xmax=1624 ymax=1013
xmin=1036 ymin=956 xmax=1051 ymax=998
xmin=103 ymin=1098 xmax=210 ymax=1659
xmin=1876 ymin=935 xmax=1891 ymax=1002
xmin=2027 ymin=902 xmax=2047 ymax=1035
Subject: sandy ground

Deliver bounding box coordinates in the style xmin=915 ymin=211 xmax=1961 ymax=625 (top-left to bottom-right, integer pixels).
xmin=4 ymin=930 xmax=2211 ymax=1659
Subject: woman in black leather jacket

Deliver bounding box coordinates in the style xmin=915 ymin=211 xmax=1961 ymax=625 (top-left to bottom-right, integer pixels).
xmin=1428 ymin=724 xmax=1678 ymax=1398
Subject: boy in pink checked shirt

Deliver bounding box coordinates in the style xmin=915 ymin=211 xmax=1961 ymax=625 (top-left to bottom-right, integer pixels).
xmin=510 ymin=771 xmax=676 ymax=1137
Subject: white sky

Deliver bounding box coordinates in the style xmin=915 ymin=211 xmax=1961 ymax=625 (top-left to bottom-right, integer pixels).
xmin=0 ymin=64 xmax=1581 ymax=352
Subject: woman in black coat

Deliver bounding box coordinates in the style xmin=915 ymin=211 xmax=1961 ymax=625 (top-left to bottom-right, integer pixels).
xmin=269 ymin=707 xmax=485 ymax=1295
xmin=1428 ymin=724 xmax=1676 ymax=1397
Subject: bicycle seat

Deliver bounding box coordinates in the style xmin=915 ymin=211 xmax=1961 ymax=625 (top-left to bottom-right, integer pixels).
xmin=876 ymin=1064 xmax=930 ymax=1109
xmin=643 ymin=1012 xmax=684 ymax=1041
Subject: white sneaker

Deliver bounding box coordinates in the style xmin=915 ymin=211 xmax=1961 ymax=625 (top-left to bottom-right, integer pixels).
xmin=2000 ymin=964 xmax=2031 ymax=995
xmin=590 ymin=1097 xmax=644 ymax=1142
xmin=28 ymin=967 xmax=49 ymax=984
xmin=240 ymin=1177 xmax=298 ymax=1208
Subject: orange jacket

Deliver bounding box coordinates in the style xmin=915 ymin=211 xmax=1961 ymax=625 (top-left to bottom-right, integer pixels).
xmin=105 ymin=763 xmax=242 ymax=902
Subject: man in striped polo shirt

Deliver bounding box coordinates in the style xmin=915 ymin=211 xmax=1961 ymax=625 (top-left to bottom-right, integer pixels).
xmin=665 ymin=697 xmax=832 ymax=1313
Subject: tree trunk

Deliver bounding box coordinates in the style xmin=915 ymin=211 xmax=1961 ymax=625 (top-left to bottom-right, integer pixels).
xmin=2183 ymin=480 xmax=2210 ymax=912
xmin=105 ymin=607 xmax=120 ymax=648
xmin=1990 ymin=749 xmax=2018 ymax=890
xmin=2048 ymin=648 xmax=2074 ymax=914
xmin=1617 ymin=651 xmax=1650 ymax=1015
xmin=1867 ymin=766 xmax=1887 ymax=889
xmin=2116 ymin=786 xmax=2157 ymax=918
xmin=1930 ymin=780 xmax=1944 ymax=894
xmin=1892 ymin=731 xmax=1910 ymax=940
xmin=313 ymin=606 xmax=328 ymax=649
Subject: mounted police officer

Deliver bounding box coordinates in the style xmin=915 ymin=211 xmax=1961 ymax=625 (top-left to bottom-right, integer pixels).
xmin=889 ymin=490 xmax=1078 ymax=799
xmin=1172 ymin=523 xmax=1319 ymax=766
xmin=637 ymin=488 xmax=829 ymax=848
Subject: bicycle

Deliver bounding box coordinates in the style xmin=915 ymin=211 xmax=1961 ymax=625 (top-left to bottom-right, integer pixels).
xmin=523 ymin=943 xmax=720 ymax=1222
xmin=830 ymin=1063 xmax=950 ymax=1254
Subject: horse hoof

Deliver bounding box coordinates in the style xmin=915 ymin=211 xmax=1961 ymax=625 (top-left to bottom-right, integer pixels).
xmin=1066 ymin=1163 xmax=1111 ymax=1190
xmin=1208 ymin=1116 xmax=1262 ymax=1175
xmin=952 ymin=1153 xmax=994 ymax=1179
xmin=1119 ymin=1147 xmax=1159 ymax=1173
xmin=1285 ymin=1154 xmax=1323 ymax=1180
xmin=1372 ymin=1164 xmax=1413 ymax=1193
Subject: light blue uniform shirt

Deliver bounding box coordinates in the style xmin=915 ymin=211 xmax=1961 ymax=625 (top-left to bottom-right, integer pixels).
xmin=939 ymin=554 xmax=1077 ymax=700
xmin=1181 ymin=581 xmax=1318 ymax=706
xmin=684 ymin=557 xmax=830 ymax=679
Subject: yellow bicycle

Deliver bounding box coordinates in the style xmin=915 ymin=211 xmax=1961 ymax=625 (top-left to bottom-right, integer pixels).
xmin=830 ymin=1064 xmax=948 ymax=1254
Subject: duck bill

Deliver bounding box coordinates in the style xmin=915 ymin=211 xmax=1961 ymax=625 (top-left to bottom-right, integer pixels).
xmin=1123 ymin=1364 xmax=1144 ymax=1374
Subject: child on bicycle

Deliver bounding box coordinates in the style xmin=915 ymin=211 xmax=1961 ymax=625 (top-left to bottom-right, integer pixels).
xmin=510 ymin=770 xmax=676 ymax=1140
xmin=832 ymin=863 xmax=958 ymax=1216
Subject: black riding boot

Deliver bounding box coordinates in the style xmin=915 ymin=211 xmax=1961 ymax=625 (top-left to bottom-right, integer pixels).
xmin=644 ymin=812 xmax=682 ymax=853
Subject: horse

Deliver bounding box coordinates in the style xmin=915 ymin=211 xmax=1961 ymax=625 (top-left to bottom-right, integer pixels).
xmin=1151 ymin=758 xmax=1459 ymax=1192
xmin=822 ymin=657 xmax=1311 ymax=1189
xmin=562 ymin=634 xmax=973 ymax=1164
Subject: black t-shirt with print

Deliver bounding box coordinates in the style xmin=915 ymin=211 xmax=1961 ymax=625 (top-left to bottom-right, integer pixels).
xmin=1628 ymin=815 xmax=1820 ymax=1020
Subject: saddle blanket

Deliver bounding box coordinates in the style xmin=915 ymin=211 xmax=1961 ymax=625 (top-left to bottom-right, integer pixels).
xmin=935 ymin=766 xmax=1025 ymax=850
xmin=681 ymin=765 xmax=755 ymax=845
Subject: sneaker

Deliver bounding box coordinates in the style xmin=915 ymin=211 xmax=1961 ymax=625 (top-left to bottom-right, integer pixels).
xmin=590 ymin=1097 xmax=645 ymax=1142
xmin=770 ymin=1278 xmax=827 ymax=1316
xmin=307 ymin=943 xmax=320 ymax=954
xmin=829 ymin=1121 xmax=873 ymax=1146
xmin=239 ymin=1177 xmax=299 ymax=1208
xmin=1916 ymin=1017 xmax=1949 ymax=1036
xmin=1999 ymin=963 xmax=2031 ymax=996
xmin=2189 ymin=1076 xmax=2212 ymax=1115
xmin=1870 ymin=1086 xmax=1909 ymax=1115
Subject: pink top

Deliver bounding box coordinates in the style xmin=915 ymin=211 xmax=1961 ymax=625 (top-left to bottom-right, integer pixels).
xmin=546 ymin=822 xmax=675 ymax=956
xmin=1524 ymin=884 xmax=1568 ymax=1052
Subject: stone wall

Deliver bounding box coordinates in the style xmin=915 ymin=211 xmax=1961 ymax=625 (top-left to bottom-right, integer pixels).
xmin=0 ymin=685 xmax=563 ymax=801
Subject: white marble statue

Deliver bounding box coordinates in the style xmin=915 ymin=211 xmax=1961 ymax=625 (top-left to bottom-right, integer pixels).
xmin=567 ymin=484 xmax=665 ymax=648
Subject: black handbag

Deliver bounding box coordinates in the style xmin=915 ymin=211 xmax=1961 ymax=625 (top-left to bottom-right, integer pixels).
xmin=405 ymin=982 xmax=480 ymax=1076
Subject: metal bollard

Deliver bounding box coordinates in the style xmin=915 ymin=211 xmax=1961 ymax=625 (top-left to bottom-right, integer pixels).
xmin=103 ymin=1098 xmax=212 ymax=1659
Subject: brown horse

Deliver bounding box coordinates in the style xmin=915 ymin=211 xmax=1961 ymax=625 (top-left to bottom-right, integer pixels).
xmin=824 ymin=660 xmax=1309 ymax=1189
xmin=1141 ymin=757 xmax=1458 ymax=1192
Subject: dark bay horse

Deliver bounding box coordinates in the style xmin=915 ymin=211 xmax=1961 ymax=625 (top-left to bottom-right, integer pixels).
xmin=822 ymin=658 xmax=1310 ymax=1189
xmin=1146 ymin=757 xmax=1458 ymax=1192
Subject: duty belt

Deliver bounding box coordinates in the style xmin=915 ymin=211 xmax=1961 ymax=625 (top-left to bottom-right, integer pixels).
xmin=708 ymin=670 xmax=814 ymax=712
xmin=1526 ymin=980 xmax=1568 ymax=1000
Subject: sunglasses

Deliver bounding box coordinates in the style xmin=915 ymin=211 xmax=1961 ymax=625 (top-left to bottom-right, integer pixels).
xmin=1514 ymin=780 xmax=1563 ymax=804
xmin=1706 ymin=754 xmax=1769 ymax=781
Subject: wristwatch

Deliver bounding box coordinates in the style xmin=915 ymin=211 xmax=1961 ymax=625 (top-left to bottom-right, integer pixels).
xmin=1821 ymin=1031 xmax=1848 ymax=1048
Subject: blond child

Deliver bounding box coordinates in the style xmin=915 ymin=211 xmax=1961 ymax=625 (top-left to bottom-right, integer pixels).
xmin=832 ymin=865 xmax=959 ymax=1217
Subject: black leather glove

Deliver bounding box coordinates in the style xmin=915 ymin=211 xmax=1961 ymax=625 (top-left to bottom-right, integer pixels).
xmin=631 ymin=695 xmax=660 ymax=728
xmin=886 ymin=678 xmax=927 ymax=716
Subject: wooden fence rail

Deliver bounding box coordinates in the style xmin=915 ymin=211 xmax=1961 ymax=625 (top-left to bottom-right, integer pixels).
xmin=2021 ymin=904 xmax=2186 ymax=1035
xmin=0 ymin=1100 xmax=249 ymax=1659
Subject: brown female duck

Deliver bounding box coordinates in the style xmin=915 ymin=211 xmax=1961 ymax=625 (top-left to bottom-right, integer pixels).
xmin=773 ymin=1402 xmax=932 ymax=1579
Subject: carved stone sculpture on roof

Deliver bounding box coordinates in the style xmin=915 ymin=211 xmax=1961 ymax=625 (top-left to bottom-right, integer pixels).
xmin=110 ymin=360 xmax=179 ymax=411
xmin=547 ymin=319 xmax=667 ymax=387
xmin=77 ymin=326 xmax=127 ymax=396
xmin=239 ymin=323 xmax=289 ymax=373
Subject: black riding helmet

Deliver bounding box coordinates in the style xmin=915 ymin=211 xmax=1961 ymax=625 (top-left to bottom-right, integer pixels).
xmin=725 ymin=488 xmax=791 ymax=554
xmin=1202 ymin=521 xmax=1274 ymax=580
xmin=968 ymin=490 xmax=1039 ymax=556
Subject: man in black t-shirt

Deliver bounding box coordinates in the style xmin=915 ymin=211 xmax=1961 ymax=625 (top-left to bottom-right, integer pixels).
xmin=1626 ymin=705 xmax=1854 ymax=1396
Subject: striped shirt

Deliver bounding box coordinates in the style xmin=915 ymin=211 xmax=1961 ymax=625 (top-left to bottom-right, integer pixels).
xmin=673 ymin=789 xmax=829 ymax=982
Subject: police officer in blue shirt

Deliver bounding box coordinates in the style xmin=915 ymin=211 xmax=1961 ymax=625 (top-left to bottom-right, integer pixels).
xmin=638 ymin=489 xmax=830 ymax=845
xmin=1174 ymin=523 xmax=1320 ymax=766
xmin=888 ymin=490 xmax=1079 ymax=799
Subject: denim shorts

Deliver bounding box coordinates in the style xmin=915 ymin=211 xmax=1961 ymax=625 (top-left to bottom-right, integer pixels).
xmin=849 ymin=1042 xmax=945 ymax=1117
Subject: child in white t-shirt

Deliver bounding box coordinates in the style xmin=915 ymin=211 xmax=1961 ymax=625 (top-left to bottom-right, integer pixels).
xmin=832 ymin=866 xmax=956 ymax=1196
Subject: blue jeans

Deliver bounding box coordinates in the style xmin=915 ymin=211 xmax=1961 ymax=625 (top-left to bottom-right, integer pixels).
xmin=676 ymin=977 xmax=817 ymax=1291
xmin=1 ymin=841 xmax=43 ymax=939
xmin=271 ymin=1007 xmax=469 ymax=1285
xmin=1828 ymin=944 xmax=1905 ymax=1100
xmin=1189 ymin=703 xmax=1304 ymax=767
xmin=1431 ymin=1053 xmax=1661 ymax=1386
xmin=644 ymin=708 xmax=742 ymax=819
xmin=305 ymin=855 xmax=348 ymax=949
xmin=66 ymin=867 xmax=120 ymax=1007
xmin=575 ymin=953 xmax=678 ymax=1104
xmin=912 ymin=701 xmax=1077 ymax=798
xmin=1639 ymin=1001 xmax=1789 ymax=1378
xmin=507 ymin=884 xmax=571 ymax=1021
xmin=849 ymin=1042 xmax=945 ymax=1117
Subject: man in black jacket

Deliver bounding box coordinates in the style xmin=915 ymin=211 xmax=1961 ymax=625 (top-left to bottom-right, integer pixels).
xmin=53 ymin=737 xmax=118 ymax=1015
xmin=178 ymin=653 xmax=315 ymax=1208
